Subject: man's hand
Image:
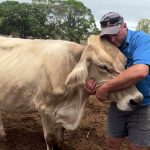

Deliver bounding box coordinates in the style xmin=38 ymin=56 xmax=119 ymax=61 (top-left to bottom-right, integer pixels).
xmin=85 ymin=78 xmax=109 ymax=102
xmin=85 ymin=78 xmax=97 ymax=95
xmin=95 ymin=85 xmax=109 ymax=102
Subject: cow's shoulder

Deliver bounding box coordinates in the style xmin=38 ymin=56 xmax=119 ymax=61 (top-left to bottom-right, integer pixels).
xmin=43 ymin=40 xmax=85 ymax=62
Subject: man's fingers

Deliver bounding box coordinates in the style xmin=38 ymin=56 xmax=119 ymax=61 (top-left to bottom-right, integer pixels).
xmin=85 ymin=78 xmax=97 ymax=94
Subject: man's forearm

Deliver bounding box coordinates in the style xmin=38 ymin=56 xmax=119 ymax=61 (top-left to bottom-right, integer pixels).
xmin=101 ymin=64 xmax=149 ymax=92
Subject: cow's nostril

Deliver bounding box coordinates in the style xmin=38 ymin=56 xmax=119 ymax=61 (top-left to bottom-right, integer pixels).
xmin=129 ymin=99 xmax=139 ymax=109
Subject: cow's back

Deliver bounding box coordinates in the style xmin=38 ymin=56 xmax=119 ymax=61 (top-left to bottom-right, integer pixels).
xmin=0 ymin=37 xmax=84 ymax=113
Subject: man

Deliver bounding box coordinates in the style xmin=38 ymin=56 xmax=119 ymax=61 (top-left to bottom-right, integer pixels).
xmin=85 ymin=12 xmax=150 ymax=150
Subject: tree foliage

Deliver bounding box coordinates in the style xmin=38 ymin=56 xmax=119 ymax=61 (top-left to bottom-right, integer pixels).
xmin=60 ymin=0 xmax=98 ymax=42
xmin=0 ymin=1 xmax=47 ymax=38
xmin=0 ymin=0 xmax=99 ymax=42
xmin=136 ymin=19 xmax=150 ymax=34
xmin=33 ymin=0 xmax=99 ymax=42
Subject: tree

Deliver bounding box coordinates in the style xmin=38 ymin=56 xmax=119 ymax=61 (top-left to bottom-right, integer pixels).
xmin=59 ymin=0 xmax=98 ymax=42
xmin=0 ymin=1 xmax=47 ymax=38
xmin=32 ymin=0 xmax=49 ymax=4
xmin=0 ymin=1 xmax=20 ymax=36
xmin=32 ymin=0 xmax=99 ymax=42
xmin=0 ymin=0 xmax=99 ymax=41
xmin=136 ymin=19 xmax=150 ymax=34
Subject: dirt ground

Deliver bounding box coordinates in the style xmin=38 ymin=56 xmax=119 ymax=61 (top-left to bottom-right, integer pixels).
xmin=0 ymin=96 xmax=128 ymax=150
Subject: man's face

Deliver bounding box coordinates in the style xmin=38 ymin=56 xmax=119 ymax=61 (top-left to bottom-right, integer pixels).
xmin=104 ymin=23 xmax=128 ymax=47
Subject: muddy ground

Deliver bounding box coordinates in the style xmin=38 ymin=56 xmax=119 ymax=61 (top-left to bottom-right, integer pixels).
xmin=0 ymin=96 xmax=128 ymax=150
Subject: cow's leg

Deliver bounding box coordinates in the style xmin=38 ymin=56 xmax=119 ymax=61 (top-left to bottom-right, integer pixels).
xmin=40 ymin=111 xmax=64 ymax=150
xmin=53 ymin=127 xmax=64 ymax=150
xmin=0 ymin=111 xmax=7 ymax=150
xmin=0 ymin=111 xmax=6 ymax=141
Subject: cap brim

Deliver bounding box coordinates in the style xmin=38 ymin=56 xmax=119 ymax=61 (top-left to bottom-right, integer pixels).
xmin=100 ymin=25 xmax=120 ymax=37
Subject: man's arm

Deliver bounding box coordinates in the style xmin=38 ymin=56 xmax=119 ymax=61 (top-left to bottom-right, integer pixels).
xmin=95 ymin=64 xmax=149 ymax=100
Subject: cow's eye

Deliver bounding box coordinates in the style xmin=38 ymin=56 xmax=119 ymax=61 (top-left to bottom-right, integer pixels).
xmin=99 ymin=64 xmax=112 ymax=73
xmin=99 ymin=64 xmax=107 ymax=70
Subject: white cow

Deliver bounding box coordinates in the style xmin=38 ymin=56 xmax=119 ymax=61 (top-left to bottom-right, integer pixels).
xmin=0 ymin=35 xmax=143 ymax=150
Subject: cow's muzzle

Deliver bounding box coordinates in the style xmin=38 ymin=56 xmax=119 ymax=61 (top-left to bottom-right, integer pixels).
xmin=129 ymin=99 xmax=142 ymax=109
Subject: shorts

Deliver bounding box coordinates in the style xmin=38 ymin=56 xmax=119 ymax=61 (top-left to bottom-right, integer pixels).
xmin=107 ymin=102 xmax=150 ymax=147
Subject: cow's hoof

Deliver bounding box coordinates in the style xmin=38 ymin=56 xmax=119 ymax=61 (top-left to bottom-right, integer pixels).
xmin=0 ymin=136 xmax=7 ymax=150
xmin=0 ymin=131 xmax=6 ymax=142
xmin=53 ymin=144 xmax=64 ymax=150
xmin=0 ymin=142 xmax=7 ymax=150
xmin=0 ymin=136 xmax=6 ymax=144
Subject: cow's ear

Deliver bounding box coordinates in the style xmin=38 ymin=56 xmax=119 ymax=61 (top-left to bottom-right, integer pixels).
xmin=65 ymin=41 xmax=95 ymax=87
xmin=65 ymin=59 xmax=89 ymax=87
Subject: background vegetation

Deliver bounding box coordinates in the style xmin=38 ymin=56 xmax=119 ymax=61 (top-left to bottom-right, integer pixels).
xmin=0 ymin=0 xmax=149 ymax=43
xmin=136 ymin=19 xmax=150 ymax=34
xmin=0 ymin=0 xmax=99 ymax=43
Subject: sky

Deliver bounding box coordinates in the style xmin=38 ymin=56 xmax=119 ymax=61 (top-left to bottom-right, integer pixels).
xmin=0 ymin=0 xmax=150 ymax=30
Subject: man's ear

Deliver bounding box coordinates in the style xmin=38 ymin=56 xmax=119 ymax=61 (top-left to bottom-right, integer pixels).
xmin=123 ymin=23 xmax=128 ymax=30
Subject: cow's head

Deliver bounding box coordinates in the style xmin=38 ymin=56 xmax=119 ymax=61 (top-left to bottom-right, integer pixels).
xmin=65 ymin=35 xmax=143 ymax=111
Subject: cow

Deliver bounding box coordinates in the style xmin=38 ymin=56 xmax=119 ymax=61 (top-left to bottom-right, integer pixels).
xmin=0 ymin=35 xmax=143 ymax=150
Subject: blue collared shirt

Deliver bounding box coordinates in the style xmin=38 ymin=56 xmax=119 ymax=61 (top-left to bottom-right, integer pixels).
xmin=120 ymin=29 xmax=150 ymax=106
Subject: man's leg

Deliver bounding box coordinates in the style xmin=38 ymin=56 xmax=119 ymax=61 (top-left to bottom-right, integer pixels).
xmin=127 ymin=105 xmax=150 ymax=150
xmin=128 ymin=142 xmax=148 ymax=150
xmin=107 ymin=103 xmax=128 ymax=150
xmin=106 ymin=136 xmax=124 ymax=150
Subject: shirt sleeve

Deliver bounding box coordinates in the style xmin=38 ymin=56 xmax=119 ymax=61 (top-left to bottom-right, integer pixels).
xmin=132 ymin=33 xmax=150 ymax=65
